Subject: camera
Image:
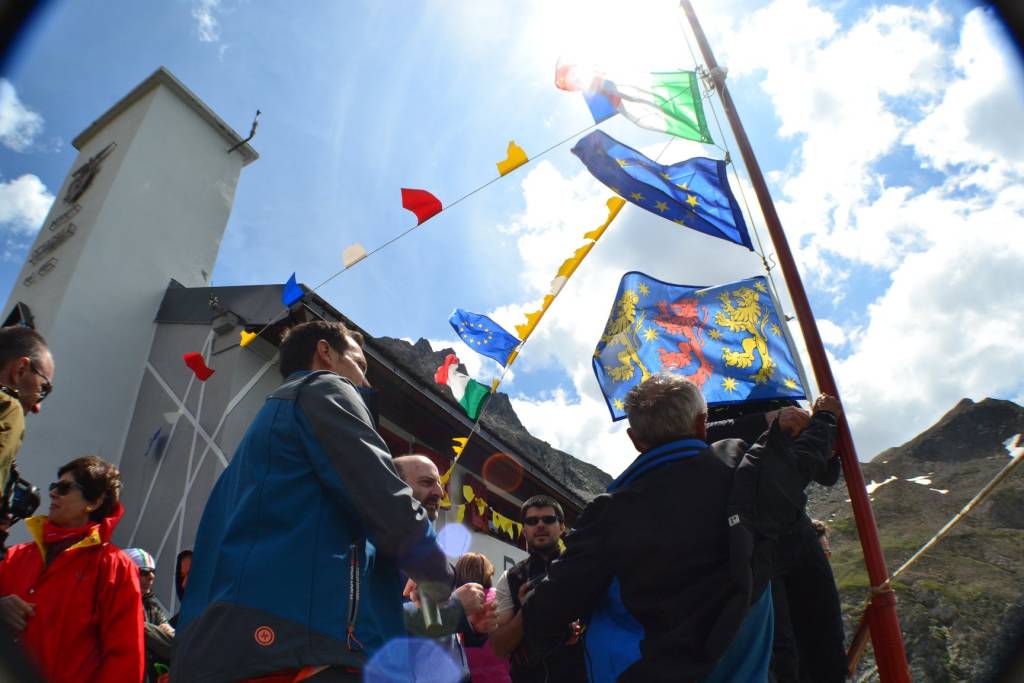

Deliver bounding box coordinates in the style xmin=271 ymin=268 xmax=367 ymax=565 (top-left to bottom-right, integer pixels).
xmin=0 ymin=465 xmax=40 ymax=559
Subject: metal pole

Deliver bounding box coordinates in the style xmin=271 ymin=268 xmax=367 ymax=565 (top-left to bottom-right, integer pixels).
xmin=678 ymin=2 xmax=911 ymax=680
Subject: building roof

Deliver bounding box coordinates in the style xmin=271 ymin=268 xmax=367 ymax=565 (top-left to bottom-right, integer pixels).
xmin=73 ymin=66 xmax=258 ymax=165
xmin=153 ymin=281 xmax=589 ymax=512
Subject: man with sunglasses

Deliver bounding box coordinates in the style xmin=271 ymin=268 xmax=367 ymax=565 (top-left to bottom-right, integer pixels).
xmin=0 ymin=326 xmax=53 ymax=501
xmin=489 ymin=495 xmax=587 ymax=683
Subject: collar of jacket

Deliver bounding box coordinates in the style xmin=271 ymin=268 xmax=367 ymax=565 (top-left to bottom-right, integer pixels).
xmin=25 ymin=502 xmax=125 ymax=558
xmin=608 ymin=438 xmax=708 ymax=492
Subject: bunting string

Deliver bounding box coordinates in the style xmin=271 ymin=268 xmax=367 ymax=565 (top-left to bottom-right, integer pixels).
xmin=433 ymin=196 xmax=627 ymax=511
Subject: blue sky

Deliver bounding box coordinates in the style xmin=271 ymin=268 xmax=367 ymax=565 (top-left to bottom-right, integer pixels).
xmin=1 ymin=0 xmax=1022 ymax=476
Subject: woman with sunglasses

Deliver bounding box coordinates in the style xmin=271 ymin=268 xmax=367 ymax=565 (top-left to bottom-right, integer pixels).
xmin=0 ymin=455 xmax=145 ymax=683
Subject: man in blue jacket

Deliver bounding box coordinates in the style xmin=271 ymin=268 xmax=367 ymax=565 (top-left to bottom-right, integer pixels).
xmin=521 ymin=372 xmax=840 ymax=682
xmin=173 ymin=321 xmax=453 ymax=683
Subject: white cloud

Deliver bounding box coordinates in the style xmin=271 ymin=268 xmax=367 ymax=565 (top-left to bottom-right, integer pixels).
xmin=832 ymin=185 xmax=1024 ymax=457
xmin=721 ymin=1 xmax=949 ymax=273
xmin=494 ymin=2 xmax=1024 ymax=473
xmin=904 ymin=9 xmax=1024 ymax=183
xmin=192 ymin=0 xmax=221 ymax=43
xmin=816 ymin=319 xmax=846 ymax=348
xmin=0 ymin=174 xmax=54 ymax=235
xmin=0 ymin=80 xmax=44 ymax=152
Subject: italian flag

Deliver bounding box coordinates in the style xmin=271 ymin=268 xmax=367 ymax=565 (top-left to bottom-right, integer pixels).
xmin=435 ymin=354 xmax=490 ymax=420
xmin=556 ymin=65 xmax=713 ymax=144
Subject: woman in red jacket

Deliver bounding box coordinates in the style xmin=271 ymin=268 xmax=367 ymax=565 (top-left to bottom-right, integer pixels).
xmin=0 ymin=455 xmax=144 ymax=683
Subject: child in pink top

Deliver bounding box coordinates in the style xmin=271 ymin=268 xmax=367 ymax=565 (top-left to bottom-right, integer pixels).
xmin=456 ymin=554 xmax=512 ymax=683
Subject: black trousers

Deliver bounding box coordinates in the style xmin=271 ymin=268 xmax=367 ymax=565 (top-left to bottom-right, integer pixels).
xmin=769 ymin=522 xmax=847 ymax=683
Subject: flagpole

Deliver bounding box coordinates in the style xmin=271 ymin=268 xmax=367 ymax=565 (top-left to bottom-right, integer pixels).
xmin=678 ymin=2 xmax=911 ymax=680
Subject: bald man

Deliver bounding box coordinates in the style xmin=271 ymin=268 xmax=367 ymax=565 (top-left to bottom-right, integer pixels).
xmin=393 ymin=455 xmax=444 ymax=522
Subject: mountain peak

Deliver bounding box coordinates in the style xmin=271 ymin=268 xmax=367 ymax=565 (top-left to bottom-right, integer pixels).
xmin=873 ymin=397 xmax=1024 ymax=465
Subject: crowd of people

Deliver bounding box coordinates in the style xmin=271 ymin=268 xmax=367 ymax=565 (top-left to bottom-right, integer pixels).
xmin=0 ymin=320 xmax=849 ymax=682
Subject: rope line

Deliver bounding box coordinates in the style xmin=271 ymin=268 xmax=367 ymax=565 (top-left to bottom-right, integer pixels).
xmin=846 ymin=434 xmax=1024 ymax=671
xmin=677 ymin=10 xmax=790 ymax=316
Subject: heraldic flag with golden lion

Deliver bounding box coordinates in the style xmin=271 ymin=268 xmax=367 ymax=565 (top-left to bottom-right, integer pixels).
xmin=593 ymin=272 xmax=808 ymax=420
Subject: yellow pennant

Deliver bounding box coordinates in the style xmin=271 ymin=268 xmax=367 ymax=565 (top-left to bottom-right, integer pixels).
xmin=558 ymin=537 xmax=567 ymax=553
xmin=456 ymin=504 xmax=466 ymax=523
xmin=515 ymin=294 xmax=554 ymax=341
xmin=584 ymin=196 xmax=626 ymax=241
xmin=451 ymin=437 xmax=468 ymax=457
xmin=439 ymin=492 xmax=451 ymax=509
xmin=462 ymin=484 xmax=475 ymax=503
xmin=496 ymin=140 xmax=529 ymax=176
xmin=239 ymin=330 xmax=258 ymax=348
xmin=513 ymin=522 xmax=522 ymax=538
xmin=475 ymin=497 xmax=487 ymax=516
xmin=440 ymin=466 xmax=453 ymax=486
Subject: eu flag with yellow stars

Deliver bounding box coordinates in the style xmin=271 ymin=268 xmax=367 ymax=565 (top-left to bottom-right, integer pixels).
xmin=449 ymin=309 xmax=521 ymax=367
xmin=593 ymin=272 xmax=807 ymax=420
xmin=572 ymin=130 xmax=752 ymax=250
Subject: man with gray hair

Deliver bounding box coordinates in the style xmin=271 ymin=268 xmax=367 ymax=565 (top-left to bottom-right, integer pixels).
xmin=521 ymin=372 xmax=841 ymax=683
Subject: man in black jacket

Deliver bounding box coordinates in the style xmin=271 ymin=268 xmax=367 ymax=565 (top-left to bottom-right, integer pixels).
xmin=521 ymin=372 xmax=841 ymax=682
xmin=490 ymin=495 xmax=588 ymax=682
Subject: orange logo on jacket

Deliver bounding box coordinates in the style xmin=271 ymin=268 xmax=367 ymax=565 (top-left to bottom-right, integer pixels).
xmin=254 ymin=626 xmax=275 ymax=646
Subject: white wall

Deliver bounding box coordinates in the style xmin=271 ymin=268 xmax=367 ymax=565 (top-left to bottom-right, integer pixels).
xmin=3 ymin=78 xmax=249 ymax=536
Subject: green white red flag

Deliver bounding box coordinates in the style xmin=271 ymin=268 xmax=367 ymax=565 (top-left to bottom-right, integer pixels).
xmin=434 ymin=354 xmax=490 ymax=420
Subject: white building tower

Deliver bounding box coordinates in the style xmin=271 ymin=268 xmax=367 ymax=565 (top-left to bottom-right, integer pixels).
xmin=2 ymin=67 xmax=257 ymax=501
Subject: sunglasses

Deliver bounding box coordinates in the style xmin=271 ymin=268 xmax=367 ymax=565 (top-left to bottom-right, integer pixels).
xmin=29 ymin=361 xmax=53 ymax=402
xmin=524 ymin=515 xmax=560 ymax=527
xmin=49 ymin=480 xmax=82 ymax=496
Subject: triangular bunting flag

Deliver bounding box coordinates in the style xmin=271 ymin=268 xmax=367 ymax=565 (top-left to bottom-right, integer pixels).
xmin=401 ymin=188 xmax=443 ymax=225
xmin=342 ymin=243 xmax=368 ymax=268
xmin=183 ymin=352 xmax=215 ymax=381
xmin=239 ymin=330 xmax=258 ymax=348
xmin=497 ymin=140 xmax=529 ymax=176
xmin=282 ymin=273 xmax=304 ymax=306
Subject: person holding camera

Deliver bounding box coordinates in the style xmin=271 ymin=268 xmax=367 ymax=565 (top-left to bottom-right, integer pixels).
xmin=0 ymin=455 xmax=145 ymax=683
xmin=489 ymin=495 xmax=588 ymax=683
xmin=0 ymin=326 xmax=53 ymax=530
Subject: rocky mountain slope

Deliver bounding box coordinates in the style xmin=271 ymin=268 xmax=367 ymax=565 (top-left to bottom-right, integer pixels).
xmin=807 ymin=398 xmax=1024 ymax=681
xmin=371 ymin=336 xmax=613 ymax=499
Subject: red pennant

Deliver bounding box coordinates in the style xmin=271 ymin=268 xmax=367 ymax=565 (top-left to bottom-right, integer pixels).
xmin=182 ymin=352 xmax=215 ymax=381
xmin=401 ymin=188 xmax=442 ymax=225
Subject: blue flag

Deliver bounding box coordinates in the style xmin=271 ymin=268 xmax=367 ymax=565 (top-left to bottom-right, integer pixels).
xmin=572 ymin=130 xmax=752 ymax=250
xmin=449 ymin=309 xmax=521 ymax=367
xmin=593 ymin=272 xmax=807 ymax=420
xmin=582 ymin=90 xmax=617 ymax=123
xmin=282 ymin=273 xmax=304 ymax=306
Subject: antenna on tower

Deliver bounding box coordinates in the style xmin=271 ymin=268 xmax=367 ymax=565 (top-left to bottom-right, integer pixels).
xmin=227 ymin=109 xmax=260 ymax=155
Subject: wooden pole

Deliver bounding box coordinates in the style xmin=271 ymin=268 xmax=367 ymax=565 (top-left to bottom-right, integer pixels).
xmin=678 ymin=2 xmax=911 ymax=680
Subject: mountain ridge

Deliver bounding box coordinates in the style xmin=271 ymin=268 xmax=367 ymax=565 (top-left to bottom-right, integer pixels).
xmin=808 ymin=396 xmax=1024 ymax=681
